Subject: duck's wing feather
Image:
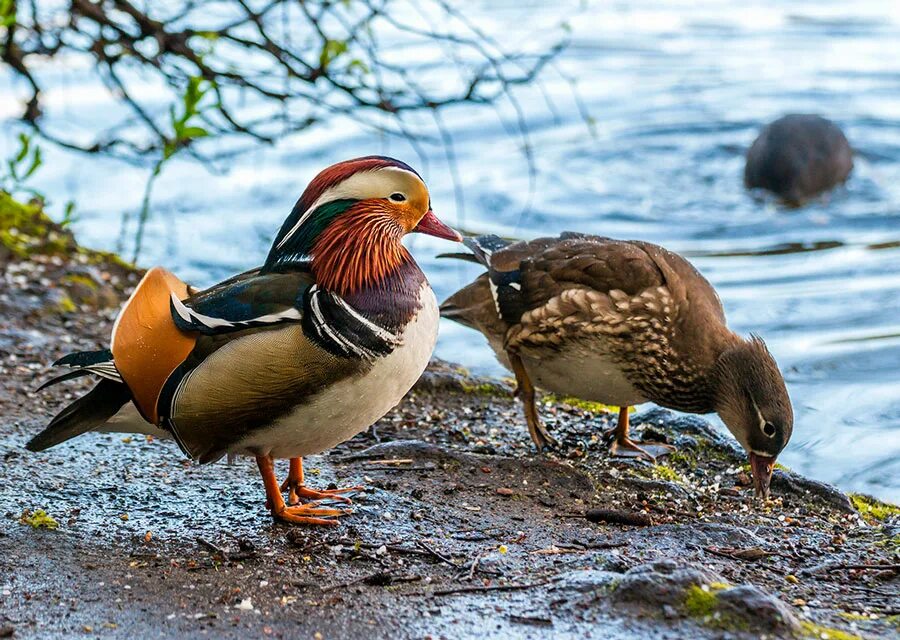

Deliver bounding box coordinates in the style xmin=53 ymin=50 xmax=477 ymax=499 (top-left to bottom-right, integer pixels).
xmin=170 ymin=268 xmax=309 ymax=334
xmin=157 ymin=269 xmax=406 ymax=462
xmin=442 ymin=233 xmax=726 ymax=351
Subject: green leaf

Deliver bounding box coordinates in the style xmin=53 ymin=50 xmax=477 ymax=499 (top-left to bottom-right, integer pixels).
xmin=23 ymin=146 xmax=42 ymax=179
xmin=180 ymin=126 xmax=209 ymax=140
xmin=0 ymin=0 xmax=16 ymax=27
xmin=319 ymin=39 xmax=348 ymax=70
xmin=347 ymin=58 xmax=369 ymax=75
xmin=61 ymin=201 xmax=78 ymax=227
xmin=15 ymin=133 xmax=29 ymax=163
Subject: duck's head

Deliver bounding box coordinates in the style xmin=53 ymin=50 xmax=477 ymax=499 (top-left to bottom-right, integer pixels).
xmin=712 ymin=335 xmax=793 ymax=500
xmin=265 ymin=156 xmax=460 ymax=292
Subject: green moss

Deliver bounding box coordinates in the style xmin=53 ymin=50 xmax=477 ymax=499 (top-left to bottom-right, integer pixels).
xmin=0 ymin=192 xmax=62 ymax=257
xmin=62 ymin=273 xmax=99 ymax=290
xmin=56 ymin=295 xmax=77 ymax=314
xmin=80 ymin=246 xmax=134 ymax=270
xmin=666 ymin=449 xmax=696 ymax=466
xmin=849 ymin=494 xmax=900 ymax=522
xmin=799 ymin=621 xmax=862 ymax=640
xmin=459 ymin=380 xmax=505 ymax=396
xmin=682 ymin=583 xmax=749 ymax=631
xmin=837 ymin=613 xmax=869 ymax=622
xmin=543 ymin=393 xmax=627 ymax=414
xmin=1 ymin=192 xmax=134 ymax=270
xmin=19 ymin=508 xmax=59 ymax=529
xmin=684 ymin=585 xmax=719 ymax=617
xmin=652 ymin=464 xmax=682 ymax=482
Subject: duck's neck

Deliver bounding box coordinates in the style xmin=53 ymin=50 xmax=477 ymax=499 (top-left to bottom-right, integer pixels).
xmin=311 ymin=213 xmax=425 ymax=330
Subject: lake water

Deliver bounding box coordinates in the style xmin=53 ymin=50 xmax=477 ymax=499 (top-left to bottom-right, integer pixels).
xmin=3 ymin=1 xmax=899 ymax=501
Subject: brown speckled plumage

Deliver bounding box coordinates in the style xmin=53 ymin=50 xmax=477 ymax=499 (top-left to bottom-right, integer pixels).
xmin=442 ymin=233 xmax=792 ymax=496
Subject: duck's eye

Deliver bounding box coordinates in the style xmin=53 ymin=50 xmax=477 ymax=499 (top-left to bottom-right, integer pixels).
xmin=763 ymin=422 xmax=777 ymax=437
xmin=389 ymin=192 xmax=407 ymax=202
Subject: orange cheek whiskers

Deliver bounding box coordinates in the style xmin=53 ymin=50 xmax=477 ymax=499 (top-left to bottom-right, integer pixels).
xmin=311 ymin=205 xmax=410 ymax=295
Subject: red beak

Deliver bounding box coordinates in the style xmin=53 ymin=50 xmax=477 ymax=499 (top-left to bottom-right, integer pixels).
xmin=413 ymin=210 xmax=462 ymax=242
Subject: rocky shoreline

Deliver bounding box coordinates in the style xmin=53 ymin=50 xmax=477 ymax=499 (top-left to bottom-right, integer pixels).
xmin=1 ymin=196 xmax=898 ymax=639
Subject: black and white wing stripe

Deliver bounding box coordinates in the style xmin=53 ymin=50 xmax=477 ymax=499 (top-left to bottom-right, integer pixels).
xmin=170 ymin=293 xmax=303 ymax=334
xmin=463 ymin=235 xmax=527 ymax=325
xmin=302 ymin=285 xmax=401 ymax=360
xmin=37 ymin=349 xmax=123 ymax=391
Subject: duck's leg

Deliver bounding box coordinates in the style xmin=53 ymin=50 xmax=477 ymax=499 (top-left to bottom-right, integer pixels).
xmin=280 ymin=457 xmax=362 ymax=506
xmin=256 ymin=455 xmax=350 ymax=526
xmin=509 ymin=353 xmax=558 ymax=451
xmin=606 ymin=407 xmax=674 ymax=462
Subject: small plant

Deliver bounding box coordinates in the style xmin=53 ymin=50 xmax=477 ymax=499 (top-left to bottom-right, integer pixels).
xmin=127 ymin=76 xmax=214 ymax=262
xmin=1 ymin=133 xmax=77 ymax=225
xmin=19 ymin=508 xmax=59 ymax=530
xmin=1 ymin=133 xmax=43 ymax=198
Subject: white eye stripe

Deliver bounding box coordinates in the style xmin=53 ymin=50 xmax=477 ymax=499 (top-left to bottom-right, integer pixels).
xmin=752 ymin=399 xmax=777 ymax=438
xmin=277 ymin=167 xmax=422 ymax=250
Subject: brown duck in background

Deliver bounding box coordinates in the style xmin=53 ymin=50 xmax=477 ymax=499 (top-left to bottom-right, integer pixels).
xmin=745 ymin=114 xmax=853 ymax=206
xmin=441 ymin=233 xmax=793 ymax=498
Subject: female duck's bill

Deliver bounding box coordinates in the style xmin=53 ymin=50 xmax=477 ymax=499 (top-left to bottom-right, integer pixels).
xmin=749 ymin=451 xmax=776 ymax=500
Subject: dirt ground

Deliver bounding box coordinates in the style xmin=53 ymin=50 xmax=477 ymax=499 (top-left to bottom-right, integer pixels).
xmin=1 ymin=208 xmax=898 ymax=639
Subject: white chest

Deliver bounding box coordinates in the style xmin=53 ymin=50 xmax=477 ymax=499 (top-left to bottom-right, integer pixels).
xmin=235 ymin=285 xmax=439 ymax=458
xmin=496 ymin=341 xmax=647 ymax=408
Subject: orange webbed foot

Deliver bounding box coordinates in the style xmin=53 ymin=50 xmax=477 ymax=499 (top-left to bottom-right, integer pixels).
xmin=280 ymin=457 xmax=362 ymax=506
xmin=272 ymin=501 xmax=351 ymax=526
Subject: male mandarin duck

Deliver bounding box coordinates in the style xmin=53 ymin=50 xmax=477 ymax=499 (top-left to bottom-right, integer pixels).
xmin=27 ymin=156 xmax=461 ymax=525
xmin=441 ymin=233 xmax=792 ymax=498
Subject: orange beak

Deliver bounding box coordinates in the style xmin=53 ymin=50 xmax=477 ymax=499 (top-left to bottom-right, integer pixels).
xmin=413 ymin=210 xmax=462 ymax=242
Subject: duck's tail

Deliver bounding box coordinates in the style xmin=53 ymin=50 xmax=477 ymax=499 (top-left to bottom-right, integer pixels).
xmin=27 ymin=350 xmax=132 ymax=452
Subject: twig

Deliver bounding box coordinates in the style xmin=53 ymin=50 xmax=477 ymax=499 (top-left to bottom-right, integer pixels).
xmin=415 ymin=540 xmax=459 ymax=567
xmin=321 ymin=572 xmax=422 ymax=592
xmin=409 ymin=579 xmax=555 ymax=597
xmin=197 ymin=537 xmax=228 ymax=560
xmin=584 ymin=509 xmax=653 ymax=527
xmin=468 ymin=553 xmax=482 ymax=580
xmin=364 ymin=465 xmax=435 ymax=472
xmin=701 ymin=546 xmax=777 ymax=562
xmin=509 ymin=614 xmax=553 ymax=627
xmin=826 ymin=564 xmax=900 ymax=572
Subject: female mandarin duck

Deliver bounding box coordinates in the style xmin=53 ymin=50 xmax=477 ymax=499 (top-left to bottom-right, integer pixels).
xmin=27 ymin=156 xmax=461 ymax=525
xmin=441 ymin=233 xmax=792 ymax=499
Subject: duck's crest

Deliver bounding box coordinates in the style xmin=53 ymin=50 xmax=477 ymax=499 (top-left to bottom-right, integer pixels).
xmin=264 ymin=156 xmax=420 ymax=271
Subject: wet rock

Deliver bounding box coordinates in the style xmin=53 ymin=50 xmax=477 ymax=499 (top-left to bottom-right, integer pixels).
xmin=620 ymin=477 xmax=691 ymax=500
xmin=745 ymin=114 xmax=853 ymax=205
xmin=715 ymin=585 xmax=799 ymax=634
xmin=635 ymin=408 xmax=744 ymax=462
xmin=552 ymin=569 xmax=621 ymax=594
xmin=638 ymin=523 xmax=767 ymax=550
xmin=610 ymin=560 xmax=721 ymax=608
xmin=771 ymin=469 xmax=855 ymax=514
xmin=413 ymin=358 xmax=512 ymax=396
xmin=612 ymin=562 xmax=799 ymax=635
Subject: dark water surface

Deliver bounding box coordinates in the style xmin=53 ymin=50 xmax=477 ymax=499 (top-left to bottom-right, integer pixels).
xmin=2 ymin=1 xmax=898 ymax=500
